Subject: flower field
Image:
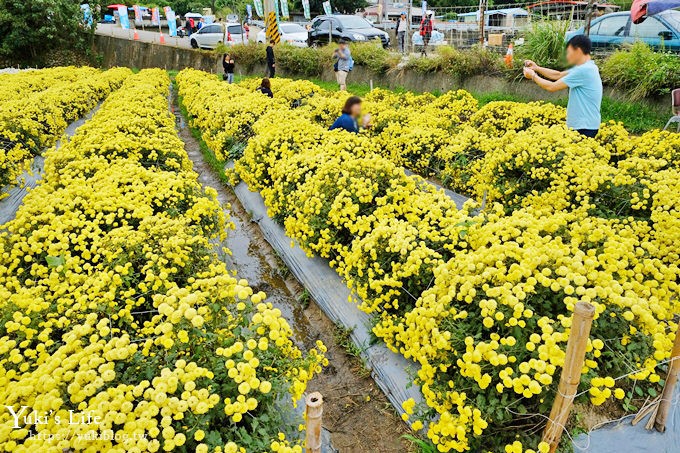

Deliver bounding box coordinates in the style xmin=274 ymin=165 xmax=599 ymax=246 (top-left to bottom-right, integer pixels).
xmin=0 ymin=66 xmax=131 ymax=196
xmin=0 ymin=68 xmax=325 ymax=452
xmin=177 ymin=69 xmax=680 ymax=452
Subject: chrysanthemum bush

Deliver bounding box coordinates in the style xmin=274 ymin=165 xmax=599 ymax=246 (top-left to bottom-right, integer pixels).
xmin=177 ymin=69 xmax=679 ymax=452
xmin=0 ymin=69 xmax=325 ymax=453
xmin=0 ymin=66 xmax=130 ymax=195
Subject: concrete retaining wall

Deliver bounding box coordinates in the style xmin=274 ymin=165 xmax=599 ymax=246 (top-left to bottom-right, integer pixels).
xmin=95 ymin=34 xmax=667 ymax=110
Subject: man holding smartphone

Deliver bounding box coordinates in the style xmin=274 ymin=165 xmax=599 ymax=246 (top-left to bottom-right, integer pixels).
xmin=523 ymin=34 xmax=602 ymax=138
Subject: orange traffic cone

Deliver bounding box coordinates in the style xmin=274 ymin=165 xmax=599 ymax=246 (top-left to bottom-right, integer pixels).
xmin=133 ymin=30 xmax=140 ymax=40
xmin=159 ymin=33 xmax=165 ymax=44
xmin=504 ymin=43 xmax=514 ymax=68
xmin=227 ymin=32 xmax=233 ymax=43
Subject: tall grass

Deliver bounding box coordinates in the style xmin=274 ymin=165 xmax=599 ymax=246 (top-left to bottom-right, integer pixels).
xmin=517 ymin=21 xmax=568 ymax=69
xmin=601 ymin=42 xmax=680 ymax=100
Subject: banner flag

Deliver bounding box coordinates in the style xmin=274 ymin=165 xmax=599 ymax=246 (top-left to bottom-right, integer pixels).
xmin=118 ymin=6 xmax=130 ymax=29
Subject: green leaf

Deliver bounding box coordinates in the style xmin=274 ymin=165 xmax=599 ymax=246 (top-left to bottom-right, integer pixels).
xmin=45 ymin=255 xmax=65 ymax=268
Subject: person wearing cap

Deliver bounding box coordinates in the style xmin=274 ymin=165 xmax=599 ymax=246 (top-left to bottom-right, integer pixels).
xmin=333 ymin=39 xmax=352 ymax=91
xmin=396 ymin=12 xmax=408 ymax=53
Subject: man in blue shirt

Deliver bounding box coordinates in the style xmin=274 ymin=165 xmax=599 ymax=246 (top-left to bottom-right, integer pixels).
xmin=523 ymin=35 xmax=602 ymax=137
xmin=329 ymin=96 xmax=371 ymax=133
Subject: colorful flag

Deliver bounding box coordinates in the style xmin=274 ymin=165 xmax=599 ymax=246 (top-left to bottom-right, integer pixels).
xmin=422 ymin=1 xmax=427 ymax=16
xmin=302 ymin=0 xmax=311 ymax=20
xmin=118 ymin=6 xmax=130 ymax=29
xmin=133 ymin=5 xmax=142 ymax=22
xmin=246 ymin=4 xmax=253 ymax=19
xmin=280 ymin=0 xmax=290 ymax=19
xmin=164 ymin=7 xmax=177 ymax=36
xmin=80 ymin=4 xmax=92 ymax=25
xmin=253 ymin=0 xmax=264 ymax=17
xmin=322 ymin=1 xmax=332 ymax=15
xmin=151 ymin=7 xmax=160 ymax=26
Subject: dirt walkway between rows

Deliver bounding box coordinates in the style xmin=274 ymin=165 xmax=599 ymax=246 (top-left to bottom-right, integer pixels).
xmin=170 ymin=95 xmax=414 ymax=453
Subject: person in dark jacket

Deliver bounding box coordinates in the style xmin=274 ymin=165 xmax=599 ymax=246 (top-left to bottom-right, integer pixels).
xmin=266 ymin=40 xmax=276 ymax=77
xmin=329 ymin=96 xmax=371 ymax=133
xmin=222 ymin=54 xmax=235 ymax=83
xmin=256 ymin=78 xmax=273 ymax=98
xmin=419 ymin=12 xmax=433 ymax=56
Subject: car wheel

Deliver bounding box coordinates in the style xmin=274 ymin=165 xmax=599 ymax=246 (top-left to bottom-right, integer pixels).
xmin=190 ymin=39 xmax=198 ymax=49
xmin=310 ymin=41 xmax=319 ymax=48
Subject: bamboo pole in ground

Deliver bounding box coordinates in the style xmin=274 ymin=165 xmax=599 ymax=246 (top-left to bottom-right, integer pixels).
xmin=542 ymin=302 xmax=596 ymax=453
xmin=654 ymin=322 xmax=680 ymax=432
xmin=305 ymin=392 xmax=323 ymax=453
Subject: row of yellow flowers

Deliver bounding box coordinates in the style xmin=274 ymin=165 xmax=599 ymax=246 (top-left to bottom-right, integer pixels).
xmin=0 ymin=67 xmax=100 ymax=105
xmin=0 ymin=66 xmax=131 ymax=195
xmin=176 ymin=70 xmax=678 ymax=452
xmin=0 ymin=68 xmax=325 ymax=453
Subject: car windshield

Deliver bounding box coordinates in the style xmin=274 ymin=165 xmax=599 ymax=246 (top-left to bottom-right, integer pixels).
xmin=281 ymin=24 xmax=306 ymax=33
xmin=662 ymin=10 xmax=680 ymax=31
xmin=227 ymin=25 xmax=243 ymax=34
xmin=337 ymin=16 xmax=373 ymax=29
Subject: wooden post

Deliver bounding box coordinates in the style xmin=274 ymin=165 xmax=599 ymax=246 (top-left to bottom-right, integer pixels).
xmin=305 ymin=392 xmax=323 ymax=453
xmin=478 ymin=0 xmax=487 ymax=46
xmin=542 ymin=302 xmax=595 ymax=453
xmin=654 ymin=322 xmax=680 ymax=432
xmin=584 ymin=0 xmax=597 ymax=36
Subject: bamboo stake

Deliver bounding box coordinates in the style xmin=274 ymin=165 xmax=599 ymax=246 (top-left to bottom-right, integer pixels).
xmin=654 ymin=322 xmax=680 ymax=432
xmin=542 ymin=302 xmax=595 ymax=453
xmin=305 ymin=392 xmax=323 ymax=453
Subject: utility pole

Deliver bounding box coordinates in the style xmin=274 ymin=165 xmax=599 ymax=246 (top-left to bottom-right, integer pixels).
xmin=478 ymin=0 xmax=487 ymax=46
xmin=406 ymin=0 xmax=412 ymax=54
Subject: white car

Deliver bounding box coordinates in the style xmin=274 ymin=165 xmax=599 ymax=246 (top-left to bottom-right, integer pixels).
xmin=190 ymin=23 xmax=245 ymax=49
xmin=257 ymin=22 xmax=309 ymax=47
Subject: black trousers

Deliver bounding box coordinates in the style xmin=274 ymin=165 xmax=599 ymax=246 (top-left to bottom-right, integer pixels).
xmin=577 ymin=128 xmax=599 ymax=138
xmin=267 ymin=64 xmax=275 ymax=78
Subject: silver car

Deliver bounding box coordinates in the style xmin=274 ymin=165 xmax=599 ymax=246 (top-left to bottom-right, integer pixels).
xmin=190 ymin=23 xmax=245 ymax=49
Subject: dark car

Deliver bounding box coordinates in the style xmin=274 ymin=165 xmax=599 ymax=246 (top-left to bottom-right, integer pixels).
xmin=566 ymin=11 xmax=680 ymax=51
xmin=308 ymin=15 xmax=390 ymax=48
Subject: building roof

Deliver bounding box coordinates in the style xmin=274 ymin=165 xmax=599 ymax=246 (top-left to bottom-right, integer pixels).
xmin=458 ymin=8 xmax=529 ymax=17
xmin=527 ymin=1 xmax=621 ymax=10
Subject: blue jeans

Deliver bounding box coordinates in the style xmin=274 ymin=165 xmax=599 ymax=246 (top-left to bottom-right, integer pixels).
xmin=577 ymin=128 xmax=599 ymax=138
xmin=226 ymin=72 xmax=234 ymax=83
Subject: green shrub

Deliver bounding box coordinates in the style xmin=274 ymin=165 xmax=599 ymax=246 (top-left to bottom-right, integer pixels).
xmin=516 ymin=21 xmax=568 ymax=70
xmin=224 ymin=42 xmax=332 ymax=77
xmin=277 ymin=45 xmax=332 ymax=77
xmin=223 ymin=41 xmax=265 ymax=72
xmin=601 ymin=42 xmax=680 ymax=100
xmin=402 ymin=45 xmax=502 ymax=80
xmin=349 ymin=42 xmax=392 ymax=73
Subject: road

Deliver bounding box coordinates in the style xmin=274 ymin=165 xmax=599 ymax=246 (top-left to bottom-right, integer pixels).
xmin=95 ymin=23 xmax=263 ymax=49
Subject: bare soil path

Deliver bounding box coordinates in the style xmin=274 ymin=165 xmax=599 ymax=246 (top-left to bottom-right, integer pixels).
xmin=170 ymin=93 xmax=413 ymax=453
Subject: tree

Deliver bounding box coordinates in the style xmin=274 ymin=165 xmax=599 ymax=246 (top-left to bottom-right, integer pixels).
xmin=289 ymin=0 xmax=368 ymax=15
xmin=0 ymin=0 xmax=92 ymax=61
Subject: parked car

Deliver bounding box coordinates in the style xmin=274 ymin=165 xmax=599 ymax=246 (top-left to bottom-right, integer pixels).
xmin=307 ymin=15 xmax=390 ymax=48
xmin=411 ymin=30 xmax=447 ymax=47
xmin=190 ymin=23 xmax=245 ymax=49
xmin=566 ymin=10 xmax=680 ymax=51
xmin=257 ymin=22 xmax=309 ymax=47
